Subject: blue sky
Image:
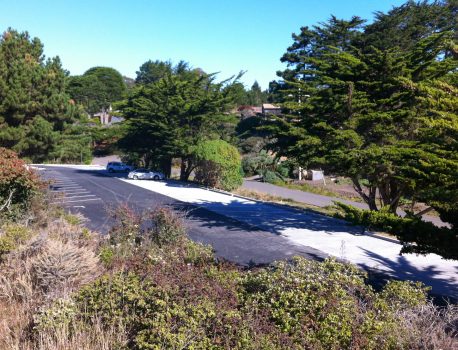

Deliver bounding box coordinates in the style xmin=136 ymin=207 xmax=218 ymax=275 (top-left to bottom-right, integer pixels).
xmin=1 ymin=0 xmax=406 ymax=89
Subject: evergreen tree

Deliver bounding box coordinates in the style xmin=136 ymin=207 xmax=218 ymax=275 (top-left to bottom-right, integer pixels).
xmin=67 ymin=66 xmax=126 ymax=114
xmin=118 ymin=72 xmax=233 ymax=179
xmin=247 ymin=81 xmax=267 ymax=105
xmin=0 ymin=29 xmax=80 ymax=162
xmin=269 ymin=2 xmax=457 ymax=219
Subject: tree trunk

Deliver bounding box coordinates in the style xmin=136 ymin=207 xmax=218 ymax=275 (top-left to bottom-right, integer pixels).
xmin=352 ymin=177 xmax=378 ymax=211
xmin=378 ymin=180 xmax=402 ymax=214
xmin=161 ymin=158 xmax=172 ymax=178
xmin=180 ymin=157 xmax=195 ymax=181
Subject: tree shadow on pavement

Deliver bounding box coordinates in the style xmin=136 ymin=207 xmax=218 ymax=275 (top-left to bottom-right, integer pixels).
xmin=172 ymin=196 xmax=366 ymax=236
xmin=358 ymin=248 xmax=458 ymax=304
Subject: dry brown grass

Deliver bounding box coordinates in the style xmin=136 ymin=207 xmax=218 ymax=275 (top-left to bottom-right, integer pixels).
xmin=34 ymin=317 xmax=128 ymax=350
xmin=393 ymin=303 xmax=458 ymax=349
xmin=0 ymin=216 xmax=104 ymax=349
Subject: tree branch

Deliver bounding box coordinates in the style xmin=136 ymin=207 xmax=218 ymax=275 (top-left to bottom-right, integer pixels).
xmin=0 ymin=189 xmax=15 ymax=212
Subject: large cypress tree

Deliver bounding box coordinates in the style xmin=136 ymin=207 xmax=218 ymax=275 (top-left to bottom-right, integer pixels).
xmin=118 ymin=71 xmax=233 ymax=178
xmin=269 ymin=1 xmax=457 ymax=219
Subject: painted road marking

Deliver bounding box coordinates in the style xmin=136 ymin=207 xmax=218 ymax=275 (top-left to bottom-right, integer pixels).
xmin=64 ymin=195 xmax=96 ymax=199
xmin=52 ymin=198 xmax=102 ymax=204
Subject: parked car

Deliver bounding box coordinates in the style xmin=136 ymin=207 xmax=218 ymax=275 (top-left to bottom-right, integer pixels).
xmin=127 ymin=168 xmax=164 ymax=180
xmin=106 ymin=162 xmax=134 ymax=173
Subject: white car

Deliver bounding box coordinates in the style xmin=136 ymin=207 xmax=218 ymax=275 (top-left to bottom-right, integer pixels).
xmin=127 ymin=169 xmax=164 ymax=180
xmin=106 ymin=162 xmax=134 ymax=173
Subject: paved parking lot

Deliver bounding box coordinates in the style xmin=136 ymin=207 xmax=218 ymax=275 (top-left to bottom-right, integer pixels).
xmin=42 ymin=168 xmax=103 ymax=206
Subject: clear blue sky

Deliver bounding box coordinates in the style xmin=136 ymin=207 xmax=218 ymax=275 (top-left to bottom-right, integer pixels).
xmin=1 ymin=0 xmax=406 ymax=89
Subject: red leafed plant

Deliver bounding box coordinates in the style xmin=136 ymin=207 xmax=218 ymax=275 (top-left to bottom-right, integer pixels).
xmin=0 ymin=147 xmax=41 ymax=213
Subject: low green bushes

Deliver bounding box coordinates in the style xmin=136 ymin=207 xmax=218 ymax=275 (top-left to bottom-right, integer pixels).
xmin=194 ymin=139 xmax=243 ymax=191
xmin=333 ymin=202 xmax=458 ymax=259
xmin=0 ymin=224 xmax=32 ymax=260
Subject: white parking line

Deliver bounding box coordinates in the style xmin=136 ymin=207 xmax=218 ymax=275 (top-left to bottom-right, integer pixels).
xmin=59 ymin=191 xmax=91 ymax=195
xmin=52 ymin=198 xmax=102 ymax=204
xmin=64 ymin=195 xmax=96 ymax=199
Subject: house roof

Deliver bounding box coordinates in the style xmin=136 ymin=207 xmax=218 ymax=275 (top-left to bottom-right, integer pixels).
xmin=262 ymin=103 xmax=280 ymax=109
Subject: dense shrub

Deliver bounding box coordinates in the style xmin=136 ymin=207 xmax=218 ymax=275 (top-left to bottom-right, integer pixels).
xmin=194 ymin=139 xmax=243 ymax=191
xmin=262 ymin=170 xmax=283 ymax=184
xmin=105 ymin=204 xmax=188 ymax=262
xmin=242 ymin=150 xmax=291 ymax=184
xmin=147 ymin=207 xmax=186 ymax=247
xmin=333 ymin=202 xmax=458 ymax=259
xmin=31 ymin=239 xmax=99 ymax=293
xmin=241 ymin=150 xmax=274 ymax=177
xmin=0 ymin=148 xmax=41 ymax=218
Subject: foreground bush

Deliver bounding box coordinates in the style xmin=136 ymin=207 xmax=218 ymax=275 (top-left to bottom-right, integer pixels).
xmin=334 ymin=202 xmax=458 ymax=260
xmin=0 ymin=204 xmax=456 ymax=349
xmin=0 ymin=148 xmax=42 ymax=219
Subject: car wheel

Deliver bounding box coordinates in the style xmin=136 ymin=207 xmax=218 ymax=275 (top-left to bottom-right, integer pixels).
xmin=108 ymin=168 xmax=114 ymax=173
xmin=153 ymin=175 xmax=160 ymax=181
xmin=133 ymin=175 xmax=138 ymax=180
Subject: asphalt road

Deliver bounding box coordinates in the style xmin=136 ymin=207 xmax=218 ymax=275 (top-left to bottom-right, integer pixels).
xmin=40 ymin=166 xmax=327 ymax=266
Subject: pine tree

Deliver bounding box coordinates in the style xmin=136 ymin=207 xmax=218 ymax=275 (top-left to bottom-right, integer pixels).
xmin=0 ymin=29 xmax=80 ymax=162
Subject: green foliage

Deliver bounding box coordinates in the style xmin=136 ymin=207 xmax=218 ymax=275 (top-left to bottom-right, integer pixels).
xmin=67 ymin=66 xmax=126 ymax=114
xmin=378 ymin=280 xmax=428 ymax=309
xmin=118 ymin=70 xmax=235 ymax=178
xmin=194 ymin=139 xmax=243 ymax=191
xmin=98 ymin=245 xmax=115 ymax=267
xmin=62 ymin=212 xmax=81 ymax=226
xmin=74 ymin=254 xmax=444 ymax=349
xmin=268 ymin=1 xmax=458 ymax=232
xmin=262 ymin=170 xmax=283 ymax=184
xmin=333 ymin=202 xmax=458 ymax=259
xmin=241 ymin=150 xmax=274 ymax=177
xmin=241 ymin=150 xmax=291 ymax=184
xmin=135 ymin=59 xmax=173 ymax=84
xmin=147 ymin=207 xmax=186 ymax=247
xmin=223 ymin=80 xmax=269 ymax=107
xmin=105 ymin=204 xmax=187 ymax=263
xmin=0 ymin=223 xmax=32 ymax=259
xmin=1 ymin=202 xmax=455 ymax=349
xmin=241 ymin=257 xmax=435 ymax=349
xmin=236 ymin=115 xmax=270 ymax=154
xmin=0 ymin=29 xmax=80 ymax=162
xmin=34 ymin=298 xmax=77 ymax=333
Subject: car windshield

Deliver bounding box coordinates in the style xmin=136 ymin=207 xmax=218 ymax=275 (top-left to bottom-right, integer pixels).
xmin=135 ymin=168 xmax=148 ymax=172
